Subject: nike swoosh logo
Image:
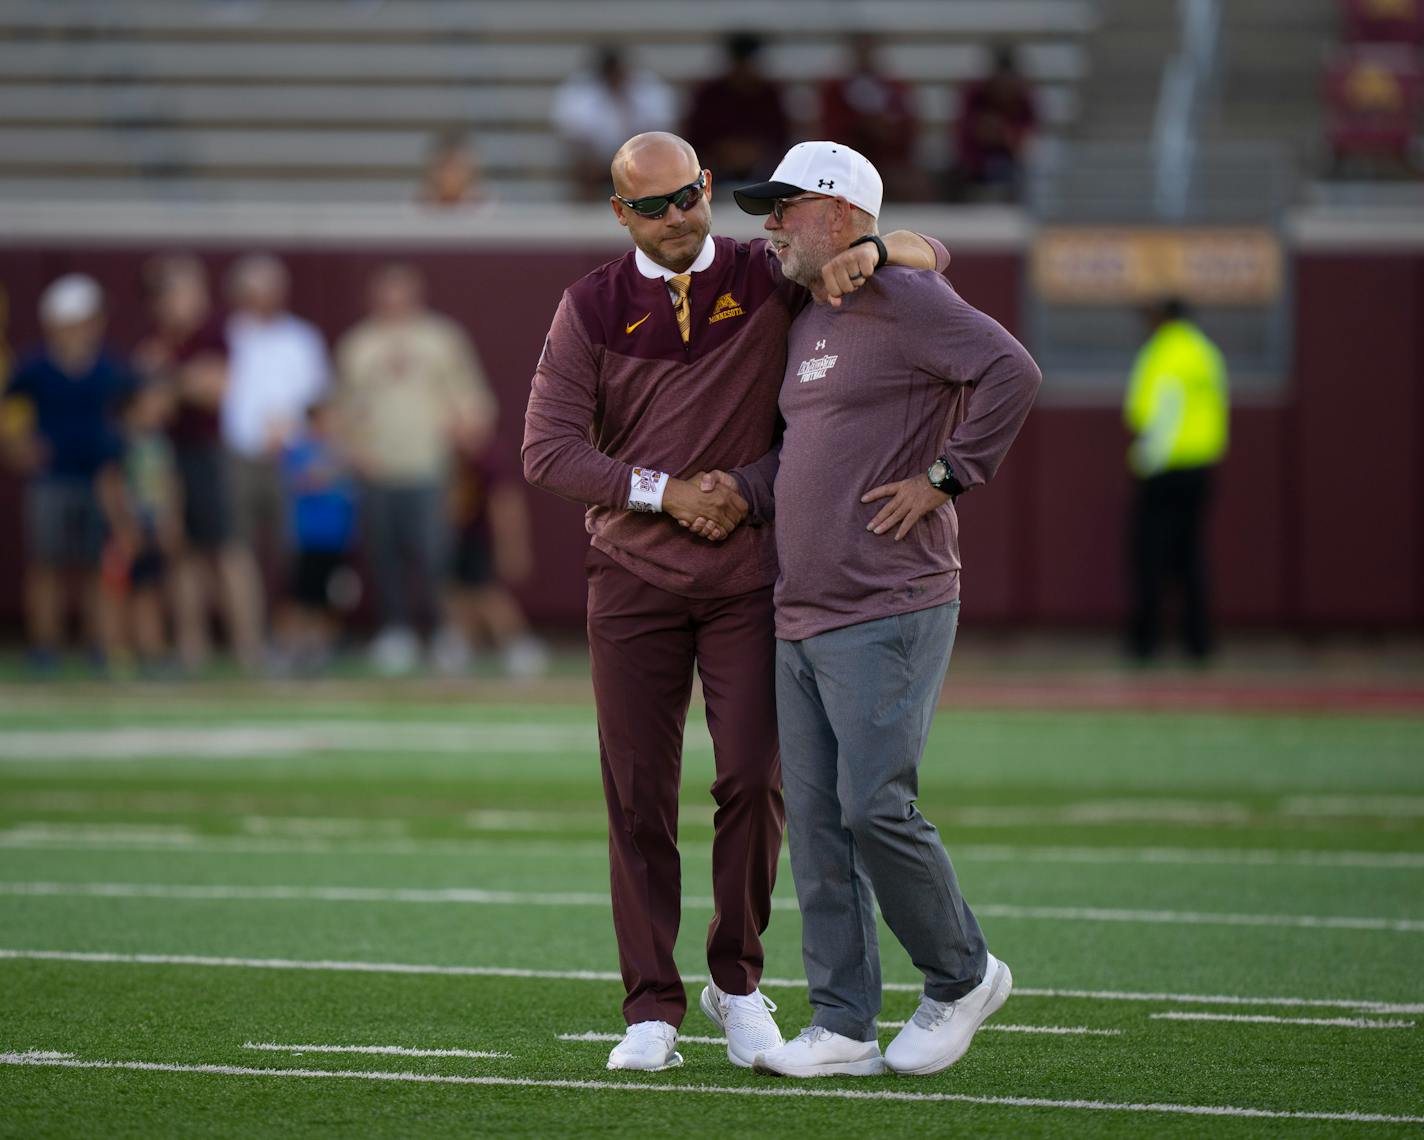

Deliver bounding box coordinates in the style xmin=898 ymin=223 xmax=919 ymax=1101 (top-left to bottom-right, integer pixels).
xmin=625 ymin=313 xmax=652 ymax=334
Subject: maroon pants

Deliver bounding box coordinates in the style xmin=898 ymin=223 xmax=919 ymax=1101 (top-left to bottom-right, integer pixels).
xmin=585 ymin=547 xmax=783 ymax=1027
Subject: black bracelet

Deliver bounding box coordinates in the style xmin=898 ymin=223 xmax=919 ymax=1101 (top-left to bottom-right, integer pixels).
xmin=849 ymin=233 xmax=888 ymax=269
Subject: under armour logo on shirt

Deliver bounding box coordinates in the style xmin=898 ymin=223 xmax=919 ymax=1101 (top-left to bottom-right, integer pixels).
xmin=817 ymin=179 xmax=834 ymax=189
xmin=816 ymin=340 xmax=826 ymax=350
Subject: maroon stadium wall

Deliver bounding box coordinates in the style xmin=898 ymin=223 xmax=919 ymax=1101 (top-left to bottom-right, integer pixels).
xmin=1 ymin=239 xmax=1420 ymax=633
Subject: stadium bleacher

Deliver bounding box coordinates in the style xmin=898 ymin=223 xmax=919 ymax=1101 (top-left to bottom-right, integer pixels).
xmin=0 ymin=0 xmax=1097 ymax=203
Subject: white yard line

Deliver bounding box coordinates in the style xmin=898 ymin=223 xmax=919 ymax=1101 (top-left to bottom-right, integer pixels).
xmin=560 ymin=1025 xmax=1121 ymax=1044
xmin=559 ymin=1032 xmax=730 ymax=1046
xmin=4 ymin=826 xmax=1421 ymax=871
xmin=5 ymin=880 xmax=1422 ymax=933
xmin=877 ymin=1022 xmax=1123 ymax=1036
xmin=242 ymin=1042 xmax=512 ymax=1059
xmin=1150 ymin=1013 xmax=1416 ymax=1029
xmin=1 ymin=1051 xmax=1420 ymax=1124
xmin=4 ymin=949 xmax=1422 ymax=1014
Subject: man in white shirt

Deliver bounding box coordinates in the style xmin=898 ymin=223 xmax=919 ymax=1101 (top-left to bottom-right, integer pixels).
xmin=222 ymin=253 xmax=329 ymax=615
xmin=552 ymin=47 xmax=676 ymax=200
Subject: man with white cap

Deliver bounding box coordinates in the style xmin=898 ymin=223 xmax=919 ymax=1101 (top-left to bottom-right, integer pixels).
xmin=704 ymin=141 xmax=1040 ymax=1077
xmin=4 ymin=274 xmax=137 ymax=670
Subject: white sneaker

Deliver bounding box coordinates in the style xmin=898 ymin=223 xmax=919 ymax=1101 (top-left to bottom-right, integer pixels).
xmin=501 ymin=634 xmax=550 ymax=680
xmin=606 ymin=1020 xmax=683 ymax=1072
xmin=752 ymin=1025 xmax=885 ymax=1078
xmin=699 ymin=981 xmax=783 ymax=1068
xmin=429 ymin=625 xmax=473 ymax=676
xmin=884 ymin=953 xmax=1013 ymax=1076
xmin=368 ymin=625 xmax=419 ymax=677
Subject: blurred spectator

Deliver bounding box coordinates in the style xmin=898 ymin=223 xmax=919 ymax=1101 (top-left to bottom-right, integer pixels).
xmin=553 ymin=46 xmax=676 ymax=201
xmin=819 ymin=33 xmax=927 ymax=201
xmin=3 ymin=275 xmax=135 ymax=671
xmin=419 ymin=129 xmax=487 ymax=207
xmin=951 ymin=44 xmax=1038 ymax=200
xmin=443 ymin=441 xmax=550 ymax=679
xmin=223 ymin=252 xmax=329 ymax=640
xmin=102 ymin=380 xmax=183 ymax=674
xmin=276 ymin=399 xmax=357 ymax=675
xmin=684 ymin=32 xmax=790 ymax=182
xmin=134 ymin=253 xmax=263 ymax=671
xmin=1123 ymin=298 xmax=1229 ymax=664
xmin=334 ymin=263 xmax=497 ymax=676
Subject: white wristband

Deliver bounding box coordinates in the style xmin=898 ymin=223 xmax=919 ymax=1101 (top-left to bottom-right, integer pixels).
xmin=627 ymin=467 xmax=669 ymax=512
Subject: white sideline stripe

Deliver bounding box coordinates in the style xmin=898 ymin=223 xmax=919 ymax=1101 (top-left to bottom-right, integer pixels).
xmin=4 ymin=827 xmax=1423 ymax=871
xmin=3 ymin=1051 xmax=1421 ymax=1125
xmin=5 ymin=949 xmax=1422 ymax=1014
xmin=242 ymin=1042 xmax=513 ymax=1059
xmin=0 ymin=721 xmax=615 ymax=760
xmin=5 ymin=880 xmax=1423 ymax=933
xmin=1150 ymin=1013 xmax=1417 ymax=1030
xmin=560 ymin=1024 xmax=1121 ymax=1044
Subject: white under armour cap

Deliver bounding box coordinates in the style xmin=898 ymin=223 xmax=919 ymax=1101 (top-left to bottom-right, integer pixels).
xmin=39 ymin=273 xmax=103 ymax=325
xmin=733 ymin=140 xmax=883 ymax=219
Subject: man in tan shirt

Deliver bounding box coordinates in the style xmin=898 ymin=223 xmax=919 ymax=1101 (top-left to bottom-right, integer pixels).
xmin=336 ymin=263 xmax=497 ymax=673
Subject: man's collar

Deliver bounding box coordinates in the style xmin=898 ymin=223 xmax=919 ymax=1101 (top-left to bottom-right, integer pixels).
xmin=634 ymin=235 xmax=715 ymax=280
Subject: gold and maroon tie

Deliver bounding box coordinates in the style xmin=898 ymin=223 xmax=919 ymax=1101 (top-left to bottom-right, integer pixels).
xmin=668 ymin=274 xmax=691 ymax=345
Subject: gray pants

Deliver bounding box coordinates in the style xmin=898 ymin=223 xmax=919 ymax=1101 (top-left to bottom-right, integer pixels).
xmin=361 ymin=481 xmax=448 ymax=629
xmin=776 ymin=601 xmax=986 ymax=1042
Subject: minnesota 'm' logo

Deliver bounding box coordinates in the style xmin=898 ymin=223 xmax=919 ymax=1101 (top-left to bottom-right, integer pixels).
xmin=707 ymin=292 xmax=745 ymax=325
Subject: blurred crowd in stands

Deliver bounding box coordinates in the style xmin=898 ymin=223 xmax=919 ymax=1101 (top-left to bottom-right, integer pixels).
xmin=0 ymin=259 xmax=549 ymax=680
xmin=527 ymin=32 xmax=1035 ymax=205
xmin=1327 ymin=0 xmax=1424 ymax=177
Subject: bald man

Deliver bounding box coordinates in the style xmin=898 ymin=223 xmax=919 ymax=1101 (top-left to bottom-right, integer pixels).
xmin=523 ymin=133 xmax=950 ymax=1073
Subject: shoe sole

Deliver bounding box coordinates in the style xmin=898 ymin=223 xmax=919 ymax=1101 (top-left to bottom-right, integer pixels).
xmin=699 ymin=986 xmax=778 ymax=1069
xmin=606 ymin=1051 xmax=684 ymax=1073
xmin=752 ymin=1053 xmax=887 ymax=1078
xmin=890 ymin=958 xmax=1014 ymax=1077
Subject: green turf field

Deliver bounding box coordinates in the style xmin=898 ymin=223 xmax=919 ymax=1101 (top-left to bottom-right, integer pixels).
xmin=1 ymin=681 xmax=1421 ymax=1137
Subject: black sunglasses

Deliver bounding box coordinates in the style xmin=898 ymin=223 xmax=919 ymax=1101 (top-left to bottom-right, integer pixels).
xmin=769 ymin=193 xmax=832 ymax=223
xmin=616 ymin=173 xmax=706 ymax=219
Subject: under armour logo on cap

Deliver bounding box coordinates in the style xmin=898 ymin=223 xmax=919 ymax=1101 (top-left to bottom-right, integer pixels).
xmin=817 ymin=179 xmax=834 ymax=189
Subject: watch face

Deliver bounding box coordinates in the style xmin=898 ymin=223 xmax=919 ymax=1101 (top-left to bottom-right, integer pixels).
xmin=928 ymin=460 xmax=948 ymax=484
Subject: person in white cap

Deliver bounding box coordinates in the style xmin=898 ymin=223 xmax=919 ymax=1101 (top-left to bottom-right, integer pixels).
xmin=699 ymin=141 xmax=1040 ymax=1077
xmin=4 ymin=274 xmax=138 ymax=671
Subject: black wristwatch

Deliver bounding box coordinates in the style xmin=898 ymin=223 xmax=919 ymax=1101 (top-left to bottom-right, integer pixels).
xmin=849 ymin=233 xmax=888 ymax=269
xmin=927 ymin=456 xmax=964 ymax=498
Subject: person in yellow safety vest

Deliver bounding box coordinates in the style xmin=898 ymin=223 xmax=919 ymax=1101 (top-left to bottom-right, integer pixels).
xmin=1123 ymin=297 xmax=1228 ymax=663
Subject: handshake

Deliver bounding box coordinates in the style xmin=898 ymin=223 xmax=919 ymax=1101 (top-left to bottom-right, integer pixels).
xmin=662 ymin=470 xmax=746 ymax=542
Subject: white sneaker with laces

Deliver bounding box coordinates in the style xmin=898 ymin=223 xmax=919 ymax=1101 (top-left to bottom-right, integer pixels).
xmin=699 ymin=981 xmax=783 ymax=1068
xmin=752 ymin=1025 xmax=885 ymax=1078
xmin=884 ymin=952 xmax=1013 ymax=1076
xmin=606 ymin=1020 xmax=683 ymax=1072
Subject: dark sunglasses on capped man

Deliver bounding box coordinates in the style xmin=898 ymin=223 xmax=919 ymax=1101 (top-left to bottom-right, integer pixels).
xmin=615 ymin=173 xmax=706 ymax=219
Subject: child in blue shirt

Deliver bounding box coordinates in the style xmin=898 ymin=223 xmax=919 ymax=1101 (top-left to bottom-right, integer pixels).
xmin=278 ymin=399 xmax=356 ymax=672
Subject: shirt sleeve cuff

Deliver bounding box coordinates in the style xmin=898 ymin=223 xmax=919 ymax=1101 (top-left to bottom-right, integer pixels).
xmin=627 ymin=467 xmax=669 ymax=512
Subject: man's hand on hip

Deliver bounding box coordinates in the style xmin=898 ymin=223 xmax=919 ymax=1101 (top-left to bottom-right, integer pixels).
xmin=861 ymin=477 xmax=952 ymax=541
xmin=664 ymin=473 xmax=747 ymax=541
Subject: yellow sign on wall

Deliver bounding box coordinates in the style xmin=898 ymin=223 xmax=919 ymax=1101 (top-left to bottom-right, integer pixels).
xmin=1032 ymin=227 xmax=1283 ymax=305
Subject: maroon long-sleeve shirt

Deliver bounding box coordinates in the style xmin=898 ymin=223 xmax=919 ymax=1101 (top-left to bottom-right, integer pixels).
xmin=523 ymin=236 xmax=799 ymax=598
xmin=733 ymin=267 xmax=1041 ymax=640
